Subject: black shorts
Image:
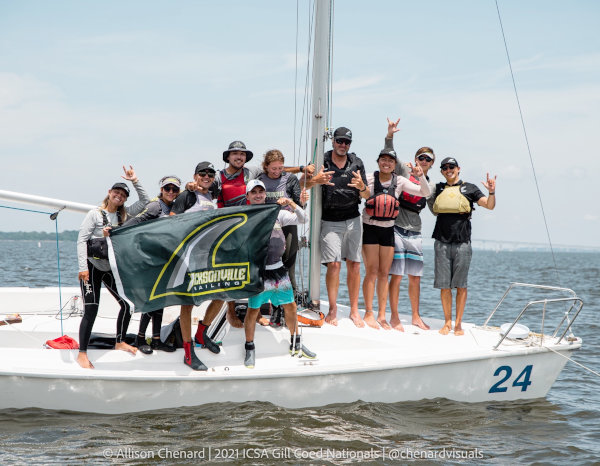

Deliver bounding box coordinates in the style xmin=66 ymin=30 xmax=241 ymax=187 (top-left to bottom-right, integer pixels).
xmin=362 ymin=223 xmax=395 ymax=247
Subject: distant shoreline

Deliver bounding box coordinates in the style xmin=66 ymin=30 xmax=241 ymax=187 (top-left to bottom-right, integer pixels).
xmin=1 ymin=231 xmax=599 ymax=253
xmin=0 ymin=231 xmax=78 ymax=241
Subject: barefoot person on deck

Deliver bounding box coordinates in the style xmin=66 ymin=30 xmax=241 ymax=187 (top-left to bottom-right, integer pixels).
xmin=361 ymin=147 xmax=430 ymax=330
xmin=428 ymin=157 xmax=496 ymax=336
xmin=303 ymin=127 xmax=370 ymax=327
xmin=384 ymin=118 xmax=436 ymax=331
xmin=76 ymin=166 xmax=150 ymax=369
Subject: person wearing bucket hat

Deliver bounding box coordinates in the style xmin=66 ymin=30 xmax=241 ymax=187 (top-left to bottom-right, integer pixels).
xmin=384 ymin=117 xmax=437 ymax=332
xmin=361 ymin=142 xmax=431 ymax=331
xmin=212 ymin=141 xmax=314 ymax=329
xmin=76 ymin=165 xmax=150 ymax=369
xmin=428 ymin=153 xmax=497 ymax=336
xmin=302 ymin=126 xmax=370 ymax=328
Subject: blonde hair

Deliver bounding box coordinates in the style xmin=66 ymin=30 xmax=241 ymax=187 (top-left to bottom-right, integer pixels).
xmin=262 ymin=149 xmax=285 ymax=172
xmin=100 ymin=194 xmax=127 ymax=224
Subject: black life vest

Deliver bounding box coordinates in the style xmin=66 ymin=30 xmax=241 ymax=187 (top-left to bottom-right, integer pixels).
xmin=399 ymin=175 xmax=427 ymax=213
xmin=322 ymin=151 xmax=363 ymax=209
xmin=365 ymin=171 xmax=399 ymax=221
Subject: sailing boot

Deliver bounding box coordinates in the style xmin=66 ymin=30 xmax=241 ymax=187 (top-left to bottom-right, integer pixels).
xmin=244 ymin=341 xmax=255 ymax=369
xmin=151 ymin=338 xmax=176 ymax=352
xmin=290 ymin=335 xmax=317 ymax=359
xmin=269 ymin=305 xmax=284 ymax=327
xmin=194 ymin=321 xmax=221 ymax=354
xmin=134 ymin=335 xmax=153 ymax=355
xmin=183 ymin=341 xmax=208 ymax=371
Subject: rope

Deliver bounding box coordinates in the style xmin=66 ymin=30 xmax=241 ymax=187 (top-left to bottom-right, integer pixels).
xmin=545 ymin=345 xmax=600 ymax=378
xmin=494 ymin=0 xmax=562 ymax=287
xmin=0 ymin=203 xmax=66 ymax=336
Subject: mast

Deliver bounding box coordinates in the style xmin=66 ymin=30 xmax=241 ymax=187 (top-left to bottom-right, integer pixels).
xmin=308 ymin=0 xmax=333 ymax=305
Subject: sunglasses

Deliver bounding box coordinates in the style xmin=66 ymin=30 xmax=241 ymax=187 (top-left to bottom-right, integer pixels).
xmin=335 ymin=138 xmax=351 ymax=146
xmin=162 ymin=185 xmax=180 ymax=193
xmin=196 ymin=171 xmax=216 ymax=178
xmin=441 ymin=164 xmax=457 ymax=171
xmin=417 ymin=155 xmax=433 ymax=163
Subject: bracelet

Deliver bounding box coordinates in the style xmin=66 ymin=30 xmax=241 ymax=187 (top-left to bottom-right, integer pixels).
xmin=360 ymin=187 xmax=367 ymax=192
xmin=489 ymin=192 xmax=495 ymax=195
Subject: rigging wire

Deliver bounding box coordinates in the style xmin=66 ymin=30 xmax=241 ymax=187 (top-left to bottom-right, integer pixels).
xmin=0 ymin=204 xmax=66 ymax=334
xmin=494 ymin=0 xmax=562 ymax=287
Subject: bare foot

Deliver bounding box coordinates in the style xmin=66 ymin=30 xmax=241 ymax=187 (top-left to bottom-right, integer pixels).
xmin=349 ymin=312 xmax=365 ymax=328
xmin=77 ymin=352 xmax=94 ymax=369
xmin=377 ymin=318 xmax=391 ymax=330
xmin=389 ymin=315 xmax=405 ymax=332
xmin=412 ymin=316 xmax=430 ymax=330
xmin=324 ymin=308 xmax=338 ymax=326
xmin=363 ymin=311 xmax=379 ymax=329
xmin=115 ymin=341 xmax=137 ymax=354
xmin=439 ymin=324 xmax=452 ymax=335
xmin=227 ymin=307 xmax=244 ymax=328
xmin=454 ymin=326 xmax=464 ymax=336
xmin=256 ymin=315 xmax=270 ymax=326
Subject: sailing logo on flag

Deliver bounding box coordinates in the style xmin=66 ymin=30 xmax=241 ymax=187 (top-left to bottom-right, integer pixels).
xmin=107 ymin=204 xmax=279 ymax=313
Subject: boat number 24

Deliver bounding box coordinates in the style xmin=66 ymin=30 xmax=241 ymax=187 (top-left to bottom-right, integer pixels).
xmin=489 ymin=365 xmax=533 ymax=393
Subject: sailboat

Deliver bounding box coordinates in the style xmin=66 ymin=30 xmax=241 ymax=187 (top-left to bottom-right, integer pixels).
xmin=0 ymin=0 xmax=584 ymax=414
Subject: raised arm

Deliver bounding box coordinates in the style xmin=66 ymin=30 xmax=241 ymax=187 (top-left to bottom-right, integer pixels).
xmin=477 ymin=173 xmax=497 ymax=210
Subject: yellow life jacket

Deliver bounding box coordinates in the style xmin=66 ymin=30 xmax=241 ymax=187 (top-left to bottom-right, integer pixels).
xmin=433 ymin=183 xmax=472 ymax=214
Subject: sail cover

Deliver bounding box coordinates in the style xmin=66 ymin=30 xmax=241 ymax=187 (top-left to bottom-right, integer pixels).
xmin=107 ymin=204 xmax=279 ymax=313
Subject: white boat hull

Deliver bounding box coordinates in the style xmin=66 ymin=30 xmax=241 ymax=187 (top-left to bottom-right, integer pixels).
xmin=0 ymin=287 xmax=581 ymax=414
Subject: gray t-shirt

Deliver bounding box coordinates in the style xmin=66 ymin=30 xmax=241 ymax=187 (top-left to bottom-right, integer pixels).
xmin=384 ymin=137 xmax=434 ymax=233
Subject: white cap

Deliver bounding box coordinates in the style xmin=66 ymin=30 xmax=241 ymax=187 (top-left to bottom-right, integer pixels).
xmin=246 ymin=179 xmax=266 ymax=194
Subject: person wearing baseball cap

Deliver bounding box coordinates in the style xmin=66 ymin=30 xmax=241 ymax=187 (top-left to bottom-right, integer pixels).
xmin=302 ymin=126 xmax=370 ymax=328
xmin=76 ymin=165 xmax=150 ymax=369
xmin=242 ymin=176 xmax=315 ymax=368
xmin=428 ymin=154 xmax=497 ymax=336
xmin=170 ymin=161 xmax=222 ymax=370
xmin=384 ymin=117 xmax=436 ymax=332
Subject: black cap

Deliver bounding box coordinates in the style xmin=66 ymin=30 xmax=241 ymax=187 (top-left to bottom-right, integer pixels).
xmin=440 ymin=157 xmax=459 ymax=167
xmin=333 ymin=127 xmax=352 ymax=141
xmin=110 ymin=182 xmax=130 ymax=197
xmin=223 ymin=140 xmax=253 ymax=163
xmin=377 ymin=148 xmax=398 ymax=162
xmin=195 ymin=161 xmax=216 ymax=174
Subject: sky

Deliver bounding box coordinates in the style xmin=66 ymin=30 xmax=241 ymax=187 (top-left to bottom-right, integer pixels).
xmin=1 ymin=0 xmax=599 ymax=248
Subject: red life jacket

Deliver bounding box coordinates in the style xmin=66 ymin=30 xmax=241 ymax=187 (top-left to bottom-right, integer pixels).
xmin=217 ymin=168 xmax=250 ymax=208
xmin=399 ymin=175 xmax=427 ymax=213
xmin=365 ymin=172 xmax=399 ymax=221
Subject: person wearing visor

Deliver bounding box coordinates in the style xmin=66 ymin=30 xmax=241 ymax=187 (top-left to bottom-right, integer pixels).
xmin=303 ymin=127 xmax=370 ymax=327
xmin=172 ymin=161 xmax=221 ymax=370
xmin=76 ymin=165 xmax=150 ymax=369
xmin=384 ymin=118 xmax=436 ymax=331
xmin=242 ymin=180 xmax=315 ymax=368
xmin=428 ymin=157 xmax=496 ymax=336
xmin=123 ymin=175 xmax=184 ymax=355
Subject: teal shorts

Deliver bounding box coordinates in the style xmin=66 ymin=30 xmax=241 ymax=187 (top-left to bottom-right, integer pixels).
xmin=247 ymin=275 xmax=294 ymax=309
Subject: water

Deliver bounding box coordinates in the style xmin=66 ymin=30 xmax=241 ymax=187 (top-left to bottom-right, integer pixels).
xmin=1 ymin=240 xmax=599 ymax=464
